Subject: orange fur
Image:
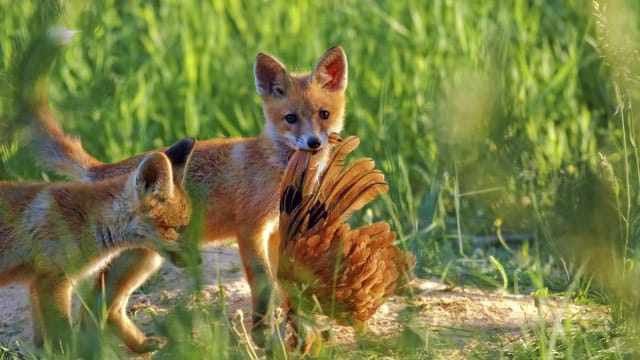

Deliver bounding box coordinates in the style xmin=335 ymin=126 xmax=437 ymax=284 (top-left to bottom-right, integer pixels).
xmin=24 ymin=35 xmax=348 ymax=351
xmin=0 ymin=147 xmax=195 ymax=350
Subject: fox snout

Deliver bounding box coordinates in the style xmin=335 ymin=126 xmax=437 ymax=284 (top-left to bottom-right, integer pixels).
xmin=160 ymin=240 xmax=202 ymax=268
xmin=295 ymin=132 xmax=329 ymax=152
xmin=296 ymin=136 xmax=323 ymax=152
xmin=306 ymin=136 xmax=321 ymax=150
xmin=289 ymin=135 xmax=324 ymax=152
xmin=165 ymin=246 xmax=202 ymax=268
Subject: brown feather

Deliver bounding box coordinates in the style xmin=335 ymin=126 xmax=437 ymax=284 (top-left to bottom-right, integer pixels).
xmin=278 ymin=134 xmax=416 ymax=343
xmin=314 ymin=136 xmax=360 ymax=192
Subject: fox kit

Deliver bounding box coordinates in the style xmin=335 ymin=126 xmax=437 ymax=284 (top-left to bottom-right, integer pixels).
xmin=0 ymin=139 xmax=195 ymax=350
xmin=25 ymin=29 xmax=347 ymax=351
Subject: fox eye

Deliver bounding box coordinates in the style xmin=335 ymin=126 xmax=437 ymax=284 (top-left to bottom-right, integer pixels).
xmin=172 ymin=225 xmax=185 ymax=234
xmin=284 ymin=113 xmax=298 ymax=124
xmin=319 ymin=110 xmax=330 ymax=119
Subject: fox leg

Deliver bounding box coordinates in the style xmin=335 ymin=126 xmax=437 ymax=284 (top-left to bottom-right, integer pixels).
xmin=285 ymin=308 xmax=322 ymax=356
xmin=237 ymin=226 xmax=278 ymax=348
xmin=32 ymin=276 xmax=72 ymax=349
xmin=278 ymin=288 xmax=322 ymax=355
xmin=271 ymin=234 xmax=322 ymax=355
xmin=29 ymin=282 xmax=45 ymax=346
xmin=82 ymin=249 xmax=164 ymax=353
xmin=106 ymin=249 xmax=165 ymax=352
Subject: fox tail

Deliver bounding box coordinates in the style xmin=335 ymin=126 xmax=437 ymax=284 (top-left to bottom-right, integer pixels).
xmin=20 ymin=27 xmax=102 ymax=180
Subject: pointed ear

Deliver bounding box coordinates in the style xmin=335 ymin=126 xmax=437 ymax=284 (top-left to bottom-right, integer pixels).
xmin=132 ymin=152 xmax=174 ymax=200
xmin=164 ymin=136 xmax=195 ymax=185
xmin=311 ymin=46 xmax=348 ymax=91
xmin=254 ymin=52 xmax=293 ymax=98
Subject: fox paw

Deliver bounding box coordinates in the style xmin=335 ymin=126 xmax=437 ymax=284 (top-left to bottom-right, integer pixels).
xmin=293 ymin=323 xmax=322 ymax=356
xmin=251 ymin=324 xmax=268 ymax=348
xmin=285 ymin=315 xmax=322 ymax=356
xmin=132 ymin=336 xmax=166 ymax=353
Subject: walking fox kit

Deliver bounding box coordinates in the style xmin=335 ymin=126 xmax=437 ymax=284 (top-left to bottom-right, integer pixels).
xmin=0 ymin=138 xmax=195 ymax=349
xmin=26 ymin=29 xmax=348 ymax=352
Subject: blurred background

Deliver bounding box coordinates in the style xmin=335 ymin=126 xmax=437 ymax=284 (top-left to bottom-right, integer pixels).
xmin=2 ymin=0 xmax=640 ymax=358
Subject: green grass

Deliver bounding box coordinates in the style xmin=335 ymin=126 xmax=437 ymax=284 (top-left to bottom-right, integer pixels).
xmin=2 ymin=0 xmax=640 ymax=358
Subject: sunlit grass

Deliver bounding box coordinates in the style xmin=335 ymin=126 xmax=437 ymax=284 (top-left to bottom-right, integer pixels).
xmin=1 ymin=0 xmax=640 ymax=358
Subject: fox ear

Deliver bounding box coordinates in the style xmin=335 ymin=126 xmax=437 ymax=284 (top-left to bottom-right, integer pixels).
xmin=311 ymin=46 xmax=348 ymax=91
xmin=132 ymin=152 xmax=174 ymax=199
xmin=164 ymin=136 xmax=195 ymax=185
xmin=254 ymin=53 xmax=293 ymax=98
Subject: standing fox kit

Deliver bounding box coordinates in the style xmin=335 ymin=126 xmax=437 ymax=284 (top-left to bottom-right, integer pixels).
xmin=0 ymin=139 xmax=195 ymax=350
xmin=28 ymin=33 xmax=347 ymax=351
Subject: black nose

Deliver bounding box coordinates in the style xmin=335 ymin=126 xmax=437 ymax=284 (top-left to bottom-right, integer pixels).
xmin=307 ymin=137 xmax=321 ymax=149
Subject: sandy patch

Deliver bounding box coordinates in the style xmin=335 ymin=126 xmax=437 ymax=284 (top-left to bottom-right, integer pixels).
xmin=0 ymin=243 xmax=609 ymax=358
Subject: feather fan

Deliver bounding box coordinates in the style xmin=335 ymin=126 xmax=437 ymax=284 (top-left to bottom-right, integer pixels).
xmin=278 ymin=134 xmax=416 ymax=353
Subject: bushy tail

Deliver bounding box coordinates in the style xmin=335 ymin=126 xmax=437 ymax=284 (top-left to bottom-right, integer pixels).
xmin=20 ymin=27 xmax=102 ymax=180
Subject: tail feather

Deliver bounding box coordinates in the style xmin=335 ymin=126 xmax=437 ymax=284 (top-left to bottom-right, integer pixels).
xmin=19 ymin=27 xmax=101 ymax=180
xmin=280 ymin=136 xmax=390 ymax=242
xmin=280 ymin=150 xmax=314 ymax=240
xmin=320 ymin=157 xmax=376 ymax=203
xmin=279 ymin=134 xmax=416 ymax=327
xmin=324 ymin=170 xmax=387 ymax=225
xmin=315 ymin=136 xmax=360 ymax=190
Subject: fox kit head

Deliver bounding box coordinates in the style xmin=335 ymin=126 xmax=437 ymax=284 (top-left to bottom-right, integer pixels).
xmin=254 ymin=46 xmax=348 ymax=152
xmin=123 ymin=137 xmax=197 ymax=267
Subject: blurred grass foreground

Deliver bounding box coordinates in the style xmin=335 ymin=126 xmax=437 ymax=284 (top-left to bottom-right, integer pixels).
xmin=2 ymin=0 xmax=640 ymax=358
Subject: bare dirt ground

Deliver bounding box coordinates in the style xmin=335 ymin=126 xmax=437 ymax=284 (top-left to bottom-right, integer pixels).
xmin=0 ymin=243 xmax=609 ymax=358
